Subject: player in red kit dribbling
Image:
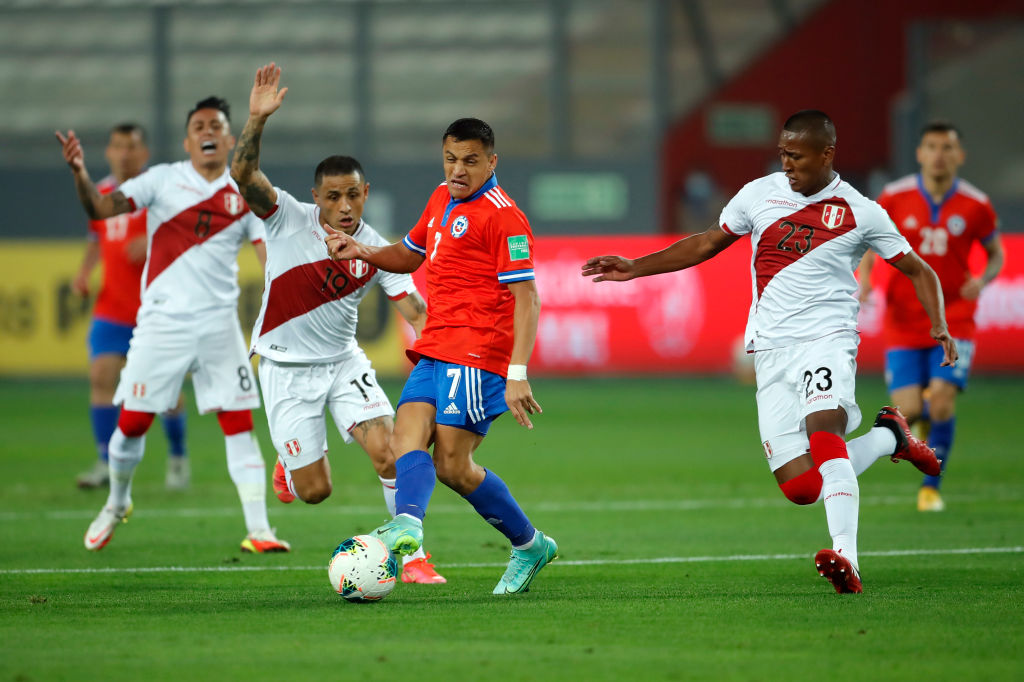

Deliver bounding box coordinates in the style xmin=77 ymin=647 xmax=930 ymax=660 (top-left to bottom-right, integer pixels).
xmin=858 ymin=121 xmax=1004 ymax=512
xmin=325 ymin=118 xmax=557 ymax=595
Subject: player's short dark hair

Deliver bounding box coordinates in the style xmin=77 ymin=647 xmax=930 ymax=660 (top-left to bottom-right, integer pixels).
xmin=110 ymin=122 xmax=147 ymax=144
xmin=314 ymin=155 xmax=365 ymax=187
xmin=186 ymin=96 xmax=230 ymax=128
xmin=920 ymin=120 xmax=962 ymax=141
xmin=443 ymin=118 xmax=495 ymax=153
xmin=783 ymin=110 xmax=837 ymax=148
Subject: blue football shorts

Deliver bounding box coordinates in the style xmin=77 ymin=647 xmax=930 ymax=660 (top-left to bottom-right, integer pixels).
xmin=398 ymin=357 xmax=509 ymax=436
xmin=87 ymin=317 xmax=135 ymax=360
xmin=885 ymin=339 xmax=975 ymax=392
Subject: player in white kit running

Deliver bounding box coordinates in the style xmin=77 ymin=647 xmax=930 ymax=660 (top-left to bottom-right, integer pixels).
xmin=583 ymin=110 xmax=957 ymax=594
xmin=230 ymin=63 xmax=445 ymax=583
xmin=57 ymin=97 xmax=290 ymax=555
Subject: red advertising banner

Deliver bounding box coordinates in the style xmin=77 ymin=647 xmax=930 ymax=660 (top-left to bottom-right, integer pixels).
xmin=412 ymin=234 xmax=1024 ymax=375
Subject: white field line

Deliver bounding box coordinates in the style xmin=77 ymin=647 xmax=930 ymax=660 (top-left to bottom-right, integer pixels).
xmin=1 ymin=546 xmax=1020 ymax=576
xmin=1 ymin=492 xmax=1019 ymax=522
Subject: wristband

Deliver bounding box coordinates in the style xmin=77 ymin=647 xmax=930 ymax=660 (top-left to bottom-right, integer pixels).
xmin=507 ymin=364 xmax=528 ymax=381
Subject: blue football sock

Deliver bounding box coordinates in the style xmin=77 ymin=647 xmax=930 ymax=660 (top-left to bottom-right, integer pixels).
xmin=394 ymin=450 xmax=436 ymax=520
xmin=463 ymin=469 xmax=535 ymax=547
xmin=923 ymin=417 xmax=955 ymax=489
xmin=160 ymin=412 xmax=187 ymax=457
xmin=90 ymin=405 xmax=120 ymax=463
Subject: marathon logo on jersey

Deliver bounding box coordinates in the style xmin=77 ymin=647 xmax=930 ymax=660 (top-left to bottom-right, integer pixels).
xmin=821 ymin=204 xmax=846 ymax=229
xmin=348 ymin=259 xmax=370 ymax=278
xmin=223 ymin=192 xmax=244 ymax=216
xmin=451 ymin=215 xmax=469 ymax=238
xmin=284 ymin=439 xmax=302 ymax=457
xmin=132 ymin=383 xmax=146 ymax=398
xmin=507 ymin=235 xmax=530 ymax=261
xmin=762 ymin=440 xmax=773 ymax=460
xmin=948 ymin=214 xmax=966 ymax=236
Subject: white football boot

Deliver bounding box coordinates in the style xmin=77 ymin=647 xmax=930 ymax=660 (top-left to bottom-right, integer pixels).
xmin=84 ymin=503 xmax=133 ymax=551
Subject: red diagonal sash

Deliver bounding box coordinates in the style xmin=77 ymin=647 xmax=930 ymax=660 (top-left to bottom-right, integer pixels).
xmin=146 ymin=185 xmax=250 ymax=286
xmin=754 ymin=197 xmax=856 ymax=299
xmin=259 ymin=258 xmax=378 ymax=335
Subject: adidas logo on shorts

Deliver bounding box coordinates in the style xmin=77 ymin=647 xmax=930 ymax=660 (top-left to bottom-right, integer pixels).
xmin=443 ymin=402 xmax=460 ymax=415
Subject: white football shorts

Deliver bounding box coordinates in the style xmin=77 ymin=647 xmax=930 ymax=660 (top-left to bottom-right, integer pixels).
xmin=753 ymin=330 xmax=862 ymax=472
xmin=258 ymin=351 xmax=394 ymax=471
xmin=114 ymin=308 xmax=261 ymax=415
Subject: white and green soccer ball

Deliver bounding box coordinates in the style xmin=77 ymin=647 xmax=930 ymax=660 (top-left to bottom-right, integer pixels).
xmin=328 ymin=534 xmax=399 ymax=602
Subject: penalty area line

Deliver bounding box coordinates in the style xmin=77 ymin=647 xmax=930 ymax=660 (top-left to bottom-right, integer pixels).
xmin=2 ymin=546 xmax=1020 ymax=576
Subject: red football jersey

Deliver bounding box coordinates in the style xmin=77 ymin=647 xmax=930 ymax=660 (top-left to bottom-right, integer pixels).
xmin=88 ymin=175 xmax=148 ymax=325
xmin=877 ymin=174 xmax=998 ymax=347
xmin=402 ymin=175 xmax=535 ymax=376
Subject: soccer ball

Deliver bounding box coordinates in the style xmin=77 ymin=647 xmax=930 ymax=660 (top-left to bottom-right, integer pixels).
xmin=328 ymin=534 xmax=399 ymax=602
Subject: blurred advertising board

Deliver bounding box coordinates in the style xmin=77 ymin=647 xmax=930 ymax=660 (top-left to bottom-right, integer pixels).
xmin=0 ymin=241 xmax=407 ymax=377
xmin=416 ymin=235 xmax=1024 ymax=375
xmin=3 ymin=235 xmax=1021 ymax=377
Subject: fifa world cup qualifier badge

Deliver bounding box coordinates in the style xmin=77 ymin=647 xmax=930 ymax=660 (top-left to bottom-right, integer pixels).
xmin=507 ymin=235 xmax=530 ymax=260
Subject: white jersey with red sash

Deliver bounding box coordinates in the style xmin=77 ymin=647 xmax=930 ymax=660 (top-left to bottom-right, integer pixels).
xmin=719 ymin=172 xmax=911 ymax=352
xmin=250 ymin=188 xmax=416 ymax=364
xmin=119 ymin=161 xmax=265 ymax=315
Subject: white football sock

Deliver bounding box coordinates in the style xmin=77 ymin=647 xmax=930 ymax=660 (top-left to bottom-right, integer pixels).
xmin=381 ymin=475 xmax=427 ymax=564
xmin=225 ymin=432 xmax=270 ymax=534
xmin=513 ymin=530 xmax=539 ymax=552
xmin=846 ymin=427 xmax=898 ymax=476
xmin=819 ymin=457 xmax=860 ymax=571
xmin=106 ymin=428 xmax=144 ymax=510
xmin=380 ymin=476 xmax=397 ymax=516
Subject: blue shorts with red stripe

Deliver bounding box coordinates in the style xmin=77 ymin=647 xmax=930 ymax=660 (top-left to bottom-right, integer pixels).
xmin=398 ymin=357 xmax=508 ymax=436
xmin=88 ymin=317 xmax=134 ymax=360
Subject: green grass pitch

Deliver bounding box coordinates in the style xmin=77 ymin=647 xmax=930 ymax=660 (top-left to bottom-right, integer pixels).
xmin=2 ymin=375 xmax=1022 ymax=681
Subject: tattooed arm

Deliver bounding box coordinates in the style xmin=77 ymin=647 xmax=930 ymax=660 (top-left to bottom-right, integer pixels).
xmin=231 ymin=62 xmax=289 ymax=217
xmin=55 ymin=130 xmax=134 ymax=220
xmin=392 ymin=291 xmax=428 ymax=338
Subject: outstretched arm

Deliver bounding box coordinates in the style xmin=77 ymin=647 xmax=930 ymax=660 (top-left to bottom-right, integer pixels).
xmin=231 ymin=62 xmax=289 ymax=217
xmin=55 ymin=130 xmax=133 ymax=220
xmin=891 ymin=251 xmax=958 ymax=366
xmin=581 ymin=224 xmax=738 ymax=282
xmin=324 ymin=225 xmax=425 ymax=274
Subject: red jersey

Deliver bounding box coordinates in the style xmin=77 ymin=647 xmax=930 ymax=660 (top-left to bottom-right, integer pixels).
xmin=88 ymin=175 xmax=148 ymax=325
xmin=402 ymin=175 xmax=535 ymax=376
xmin=877 ymin=174 xmax=998 ymax=348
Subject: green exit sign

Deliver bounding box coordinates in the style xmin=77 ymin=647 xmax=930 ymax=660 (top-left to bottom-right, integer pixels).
xmin=529 ymin=173 xmax=628 ymax=221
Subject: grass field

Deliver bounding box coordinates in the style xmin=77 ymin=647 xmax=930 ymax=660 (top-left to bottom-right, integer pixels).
xmin=2 ymin=375 xmax=1022 ymax=681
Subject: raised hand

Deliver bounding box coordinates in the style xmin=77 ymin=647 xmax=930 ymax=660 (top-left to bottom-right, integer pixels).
xmin=249 ymin=62 xmax=288 ymax=119
xmin=55 ymin=130 xmax=85 ymax=172
xmin=581 ymin=255 xmax=637 ymax=282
